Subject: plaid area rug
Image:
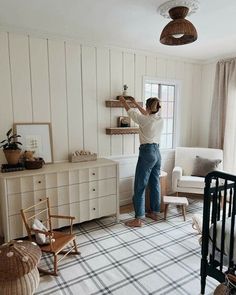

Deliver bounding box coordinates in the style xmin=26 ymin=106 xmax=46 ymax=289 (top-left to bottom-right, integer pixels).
xmin=36 ymin=199 xmax=218 ymax=295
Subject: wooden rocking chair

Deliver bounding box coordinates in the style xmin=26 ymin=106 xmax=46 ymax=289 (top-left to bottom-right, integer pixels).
xmin=21 ymin=198 xmax=80 ymax=276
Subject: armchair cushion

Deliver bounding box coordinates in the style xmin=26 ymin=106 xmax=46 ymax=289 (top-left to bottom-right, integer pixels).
xmin=178 ymin=176 xmax=205 ymax=189
xmin=191 ymin=156 xmax=222 ymax=177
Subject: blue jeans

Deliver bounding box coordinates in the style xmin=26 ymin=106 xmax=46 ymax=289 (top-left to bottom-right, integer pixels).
xmin=133 ymin=143 xmax=161 ymax=219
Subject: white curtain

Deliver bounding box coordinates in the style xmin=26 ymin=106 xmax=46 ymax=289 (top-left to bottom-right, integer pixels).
xmin=209 ymin=58 xmax=236 ymax=173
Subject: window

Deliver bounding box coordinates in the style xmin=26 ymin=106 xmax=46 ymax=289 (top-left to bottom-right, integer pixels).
xmin=144 ymin=79 xmax=178 ymax=149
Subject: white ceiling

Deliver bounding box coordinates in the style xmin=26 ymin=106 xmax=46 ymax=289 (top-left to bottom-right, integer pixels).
xmin=0 ymin=0 xmax=236 ymax=61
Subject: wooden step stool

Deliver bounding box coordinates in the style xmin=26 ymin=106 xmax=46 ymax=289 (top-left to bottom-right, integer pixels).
xmin=163 ymin=196 xmax=189 ymax=221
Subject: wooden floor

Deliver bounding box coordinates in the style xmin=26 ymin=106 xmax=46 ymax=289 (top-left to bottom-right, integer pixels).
xmin=120 ymin=203 xmax=133 ymax=214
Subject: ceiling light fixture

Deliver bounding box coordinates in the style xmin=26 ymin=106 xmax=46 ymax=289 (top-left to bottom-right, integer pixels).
xmin=158 ymin=0 xmax=199 ymax=46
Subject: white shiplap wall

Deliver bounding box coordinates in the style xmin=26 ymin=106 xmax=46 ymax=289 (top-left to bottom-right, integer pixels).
xmin=0 ymin=31 xmax=203 ymax=204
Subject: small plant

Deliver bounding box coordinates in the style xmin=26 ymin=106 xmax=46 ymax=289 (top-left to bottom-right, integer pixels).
xmin=0 ymin=128 xmax=22 ymax=150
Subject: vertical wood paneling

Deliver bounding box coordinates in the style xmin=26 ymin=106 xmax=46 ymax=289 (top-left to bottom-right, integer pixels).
xmin=48 ymin=40 xmax=68 ymax=162
xmin=146 ymin=56 xmax=156 ymax=77
xmin=81 ymin=46 xmax=98 ymax=153
xmin=166 ymin=59 xmax=176 ymax=79
xmin=156 ymin=58 xmax=167 ymax=79
xmin=0 ymin=31 xmax=207 ymax=163
xmin=134 ymin=54 xmax=146 ymax=154
xmin=123 ymin=53 xmax=135 ymax=154
xmin=110 ymin=50 xmax=123 ymax=155
xmin=29 ymin=37 xmax=50 ymax=122
xmin=9 ymin=33 xmax=32 ymax=122
xmin=0 ymin=32 xmax=13 ymax=164
xmin=97 ymin=47 xmax=111 ymax=156
xmin=65 ymin=42 xmax=83 ymax=154
xmin=135 ymin=54 xmax=146 ymax=100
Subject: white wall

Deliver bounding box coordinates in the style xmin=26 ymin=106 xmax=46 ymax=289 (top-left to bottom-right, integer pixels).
xmin=0 ymin=31 xmax=204 ymax=204
xmin=0 ymin=31 xmax=203 ymax=161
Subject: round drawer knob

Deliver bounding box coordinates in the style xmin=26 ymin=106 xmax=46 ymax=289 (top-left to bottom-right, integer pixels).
xmin=92 ymin=173 xmax=95 ymax=176
xmin=93 ymin=208 xmax=96 ymax=211
xmin=38 ymin=181 xmax=41 ymax=184
xmin=39 ymin=198 xmax=42 ymax=202
xmin=92 ymin=188 xmax=96 ymax=192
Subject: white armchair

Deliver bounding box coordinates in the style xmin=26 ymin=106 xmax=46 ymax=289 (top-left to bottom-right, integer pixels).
xmin=172 ymin=147 xmax=223 ymax=195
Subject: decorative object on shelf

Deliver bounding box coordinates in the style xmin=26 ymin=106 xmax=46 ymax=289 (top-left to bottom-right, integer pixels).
xmin=0 ymin=240 xmax=41 ymax=295
xmin=13 ymin=123 xmax=53 ymax=164
xmin=123 ymin=84 xmax=128 ymax=96
xmin=0 ymin=128 xmax=22 ymax=165
xmin=158 ymin=0 xmax=199 ymax=46
xmin=106 ymin=100 xmax=143 ymax=108
xmin=70 ymin=150 xmax=97 ymax=162
xmin=117 ymin=116 xmax=131 ymax=127
xmin=106 ymin=127 xmax=139 ymax=135
xmin=116 ymin=84 xmax=135 ymax=100
xmin=22 ymin=150 xmax=45 ymax=170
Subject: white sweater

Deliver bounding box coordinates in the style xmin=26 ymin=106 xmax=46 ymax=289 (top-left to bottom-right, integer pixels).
xmin=127 ymin=109 xmax=164 ymax=145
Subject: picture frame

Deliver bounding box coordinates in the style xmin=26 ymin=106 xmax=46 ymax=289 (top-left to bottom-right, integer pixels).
xmin=117 ymin=116 xmax=131 ymax=127
xmin=13 ymin=123 xmax=53 ymax=163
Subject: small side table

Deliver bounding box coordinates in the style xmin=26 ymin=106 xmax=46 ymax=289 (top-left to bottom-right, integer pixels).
xmin=163 ymin=196 xmax=189 ymax=221
xmin=145 ymin=170 xmax=168 ymax=213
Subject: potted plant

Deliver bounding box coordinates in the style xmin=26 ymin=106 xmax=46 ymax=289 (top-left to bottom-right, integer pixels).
xmin=0 ymin=128 xmax=22 ymax=165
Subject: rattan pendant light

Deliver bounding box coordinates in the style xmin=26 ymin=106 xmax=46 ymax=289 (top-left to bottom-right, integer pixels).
xmin=158 ymin=0 xmax=199 ymax=46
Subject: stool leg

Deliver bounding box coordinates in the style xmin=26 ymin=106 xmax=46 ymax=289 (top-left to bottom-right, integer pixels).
xmin=182 ymin=205 xmax=186 ymax=221
xmin=164 ymin=204 xmax=169 ymax=220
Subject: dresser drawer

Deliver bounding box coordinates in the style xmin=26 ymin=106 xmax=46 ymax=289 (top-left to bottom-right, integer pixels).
xmin=99 ymin=195 xmax=117 ymax=217
xmin=70 ymin=201 xmax=103 ymax=224
xmin=6 ymin=173 xmax=64 ymax=195
xmin=8 ymin=185 xmax=70 ymax=216
xmin=69 ymin=168 xmax=95 ymax=184
xmin=69 ymin=164 xmax=117 ymax=184
xmin=98 ymin=165 xmax=116 ymax=179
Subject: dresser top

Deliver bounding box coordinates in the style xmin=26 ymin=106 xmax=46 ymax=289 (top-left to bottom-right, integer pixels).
xmin=0 ymin=158 xmax=117 ymax=179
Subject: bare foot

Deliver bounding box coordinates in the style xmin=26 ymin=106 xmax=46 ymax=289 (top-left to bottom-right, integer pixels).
xmin=125 ymin=219 xmax=144 ymax=227
xmin=146 ymin=212 xmax=159 ymax=221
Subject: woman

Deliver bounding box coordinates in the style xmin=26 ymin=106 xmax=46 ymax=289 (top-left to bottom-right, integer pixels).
xmin=119 ymin=95 xmax=164 ymax=227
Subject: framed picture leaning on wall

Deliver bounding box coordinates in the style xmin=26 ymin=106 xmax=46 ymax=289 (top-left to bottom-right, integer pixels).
xmin=13 ymin=123 xmax=53 ymax=163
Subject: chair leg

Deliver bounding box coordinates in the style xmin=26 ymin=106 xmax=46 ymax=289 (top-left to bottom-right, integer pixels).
xmin=182 ymin=205 xmax=186 ymax=221
xmin=164 ymin=204 xmax=169 ymax=220
xmin=73 ymin=239 xmax=79 ymax=253
xmin=53 ymin=254 xmax=58 ymax=276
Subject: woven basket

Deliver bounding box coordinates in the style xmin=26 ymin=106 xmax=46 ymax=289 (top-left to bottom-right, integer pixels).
xmin=0 ymin=266 xmax=40 ymax=295
xmin=0 ymin=240 xmax=41 ymax=280
xmin=24 ymin=158 xmax=44 ymax=169
xmin=214 ymin=284 xmax=229 ymax=295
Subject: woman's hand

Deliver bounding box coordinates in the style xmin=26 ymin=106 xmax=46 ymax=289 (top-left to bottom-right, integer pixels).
xmin=128 ymin=97 xmax=136 ymax=103
xmin=119 ymin=96 xmax=130 ymax=112
xmin=119 ymin=96 xmax=126 ymax=103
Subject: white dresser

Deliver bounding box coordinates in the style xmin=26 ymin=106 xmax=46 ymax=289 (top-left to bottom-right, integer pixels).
xmin=0 ymin=158 xmax=119 ymax=242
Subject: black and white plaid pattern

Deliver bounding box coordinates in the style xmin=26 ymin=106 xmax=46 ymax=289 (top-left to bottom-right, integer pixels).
xmin=36 ymin=199 xmax=218 ymax=295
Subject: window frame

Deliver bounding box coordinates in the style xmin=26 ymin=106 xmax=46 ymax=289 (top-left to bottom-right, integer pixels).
xmin=143 ymin=76 xmax=181 ymax=150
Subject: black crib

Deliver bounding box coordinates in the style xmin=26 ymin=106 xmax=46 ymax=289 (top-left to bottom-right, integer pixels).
xmin=201 ymin=170 xmax=236 ymax=294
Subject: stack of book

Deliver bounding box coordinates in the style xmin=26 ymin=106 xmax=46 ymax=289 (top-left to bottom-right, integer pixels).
xmin=1 ymin=163 xmax=25 ymax=173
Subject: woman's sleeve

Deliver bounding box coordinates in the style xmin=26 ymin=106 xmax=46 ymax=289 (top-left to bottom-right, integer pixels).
xmin=127 ymin=109 xmax=146 ymax=126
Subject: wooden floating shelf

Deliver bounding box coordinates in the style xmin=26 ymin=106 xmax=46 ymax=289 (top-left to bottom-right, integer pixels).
xmin=105 ymin=100 xmax=143 ymax=108
xmin=106 ymin=127 xmax=139 ymax=135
